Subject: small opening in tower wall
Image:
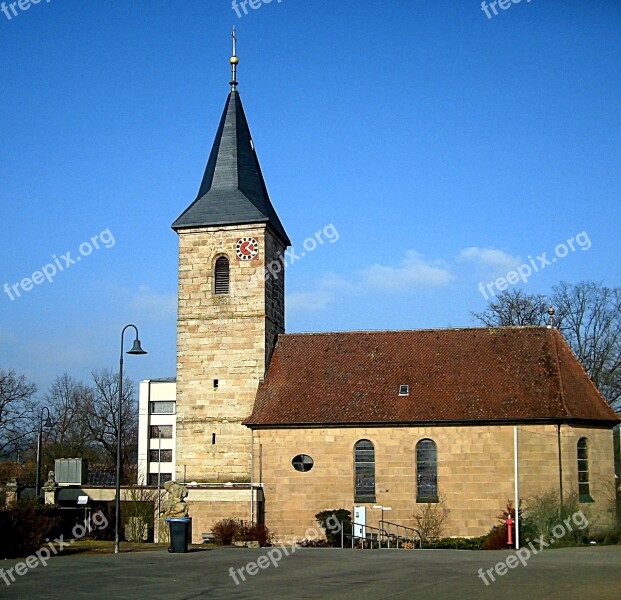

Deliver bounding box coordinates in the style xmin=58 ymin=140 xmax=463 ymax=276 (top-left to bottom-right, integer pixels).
xmin=213 ymin=379 xmax=219 ymax=389
xmin=399 ymin=384 xmax=409 ymax=396
xmin=214 ymin=256 xmax=230 ymax=294
xmin=212 ymin=433 xmax=216 ymax=445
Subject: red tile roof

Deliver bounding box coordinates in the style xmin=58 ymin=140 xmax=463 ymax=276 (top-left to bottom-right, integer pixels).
xmin=245 ymin=327 xmax=620 ymax=427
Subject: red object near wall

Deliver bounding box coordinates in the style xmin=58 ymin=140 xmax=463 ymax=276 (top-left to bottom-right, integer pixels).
xmin=506 ymin=515 xmax=514 ymax=547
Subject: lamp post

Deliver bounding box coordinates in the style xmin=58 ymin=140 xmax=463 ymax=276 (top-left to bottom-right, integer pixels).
xmin=115 ymin=324 xmax=147 ymax=554
xmin=156 ymin=427 xmax=162 ymax=543
xmin=35 ymin=407 xmax=53 ymax=499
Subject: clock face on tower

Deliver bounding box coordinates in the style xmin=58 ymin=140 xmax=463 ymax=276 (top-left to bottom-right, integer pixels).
xmin=235 ymin=237 xmax=259 ymax=261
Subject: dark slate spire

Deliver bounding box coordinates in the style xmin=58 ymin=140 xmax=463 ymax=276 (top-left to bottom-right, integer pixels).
xmin=172 ymin=31 xmax=290 ymax=246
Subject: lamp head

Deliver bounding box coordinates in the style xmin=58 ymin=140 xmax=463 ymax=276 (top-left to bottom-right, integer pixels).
xmin=43 ymin=416 xmax=53 ymax=429
xmin=127 ymin=338 xmax=147 ymax=355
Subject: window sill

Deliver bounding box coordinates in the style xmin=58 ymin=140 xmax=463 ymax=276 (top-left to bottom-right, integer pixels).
xmin=416 ymin=497 xmax=439 ymax=504
xmin=354 ymin=497 xmax=377 ymax=504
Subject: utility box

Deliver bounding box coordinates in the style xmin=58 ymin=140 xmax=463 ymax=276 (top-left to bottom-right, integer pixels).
xmin=55 ymin=459 xmax=88 ymax=485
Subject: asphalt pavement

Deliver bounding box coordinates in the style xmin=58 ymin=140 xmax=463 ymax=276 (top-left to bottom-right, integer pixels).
xmin=1 ymin=545 xmax=619 ymax=599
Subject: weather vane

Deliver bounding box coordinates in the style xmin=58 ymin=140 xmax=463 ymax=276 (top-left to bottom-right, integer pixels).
xmin=230 ymin=27 xmax=239 ymax=91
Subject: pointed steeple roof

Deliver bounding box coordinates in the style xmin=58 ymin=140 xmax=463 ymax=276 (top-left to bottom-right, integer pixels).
xmin=172 ymin=33 xmax=290 ymax=246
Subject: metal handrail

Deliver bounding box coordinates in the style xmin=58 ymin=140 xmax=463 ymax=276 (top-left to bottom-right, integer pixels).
xmin=343 ymin=521 xmax=387 ymax=549
xmin=379 ymin=520 xmax=422 ymax=548
xmin=340 ymin=520 xmax=422 ymax=549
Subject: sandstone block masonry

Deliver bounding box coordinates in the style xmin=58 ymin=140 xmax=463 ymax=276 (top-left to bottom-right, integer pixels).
xmin=253 ymin=424 xmax=616 ymax=541
xmin=176 ymin=224 xmax=285 ymax=483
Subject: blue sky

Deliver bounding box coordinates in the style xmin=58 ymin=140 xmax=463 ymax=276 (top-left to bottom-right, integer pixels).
xmin=1 ymin=0 xmax=619 ymax=393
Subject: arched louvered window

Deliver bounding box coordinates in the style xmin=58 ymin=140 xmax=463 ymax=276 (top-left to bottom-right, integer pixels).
xmin=214 ymin=256 xmax=230 ymax=295
xmin=577 ymin=438 xmax=592 ymax=502
xmin=416 ymin=439 xmax=438 ymax=503
xmin=354 ymin=439 xmax=376 ymax=502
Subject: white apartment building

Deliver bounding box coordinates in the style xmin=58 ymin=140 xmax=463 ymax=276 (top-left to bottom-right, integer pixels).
xmin=137 ymin=378 xmax=177 ymax=486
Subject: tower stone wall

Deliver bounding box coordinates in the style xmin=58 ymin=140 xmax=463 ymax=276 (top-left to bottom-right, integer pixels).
xmin=175 ymin=222 xmax=285 ymax=483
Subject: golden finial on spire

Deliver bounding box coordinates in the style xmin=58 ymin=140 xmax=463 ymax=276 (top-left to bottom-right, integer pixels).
xmin=230 ymin=27 xmax=239 ymax=91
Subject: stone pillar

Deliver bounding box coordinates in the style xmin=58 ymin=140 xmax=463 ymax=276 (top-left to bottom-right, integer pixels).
xmin=43 ymin=470 xmax=58 ymax=505
xmin=5 ymin=478 xmax=18 ymax=506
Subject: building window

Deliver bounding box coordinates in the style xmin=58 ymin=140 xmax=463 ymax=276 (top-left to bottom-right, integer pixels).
xmin=149 ymin=401 xmax=175 ymax=415
xmin=148 ymin=473 xmax=172 ymax=487
xmin=577 ymin=437 xmax=593 ymax=502
xmin=214 ymin=256 xmax=230 ymax=294
xmin=354 ymin=439 xmax=376 ymax=502
xmin=149 ymin=450 xmax=172 ymax=463
xmin=292 ymin=454 xmax=314 ymax=472
xmin=399 ymin=384 xmax=409 ymax=396
xmin=150 ymin=425 xmax=173 ymax=439
xmin=416 ymin=439 xmax=438 ymax=502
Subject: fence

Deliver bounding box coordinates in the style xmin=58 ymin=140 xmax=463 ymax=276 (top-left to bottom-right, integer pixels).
xmin=341 ymin=520 xmax=422 ymax=549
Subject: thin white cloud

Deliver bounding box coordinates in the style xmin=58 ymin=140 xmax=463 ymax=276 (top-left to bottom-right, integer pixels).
xmin=458 ymin=247 xmax=521 ymax=273
xmin=103 ymin=282 xmax=177 ymax=320
xmin=287 ymin=290 xmax=334 ymax=312
xmin=128 ymin=285 xmax=177 ymax=319
xmin=287 ymin=250 xmax=453 ymax=313
xmin=360 ymin=250 xmax=453 ymax=291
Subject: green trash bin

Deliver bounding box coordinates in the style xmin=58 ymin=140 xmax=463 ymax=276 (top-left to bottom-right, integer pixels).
xmin=167 ymin=517 xmax=192 ymax=553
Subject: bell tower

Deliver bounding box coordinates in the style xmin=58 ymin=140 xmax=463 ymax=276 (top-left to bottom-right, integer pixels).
xmin=172 ymin=31 xmax=290 ymax=482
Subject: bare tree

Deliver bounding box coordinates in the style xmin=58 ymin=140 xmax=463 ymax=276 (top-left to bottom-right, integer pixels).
xmin=472 ymin=281 xmax=621 ymax=414
xmin=413 ymin=497 xmax=450 ymax=544
xmin=43 ymin=374 xmax=100 ymax=461
xmin=472 ymin=289 xmax=549 ymax=327
xmin=552 ymin=281 xmax=621 ymax=412
xmin=85 ymin=369 xmax=138 ymax=483
xmin=0 ymin=369 xmax=37 ymax=458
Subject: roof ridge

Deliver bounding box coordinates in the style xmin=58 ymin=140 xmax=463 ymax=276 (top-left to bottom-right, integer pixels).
xmin=281 ymin=326 xmax=551 ymax=337
xmin=551 ymin=328 xmax=617 ymax=418
xmin=549 ymin=329 xmax=571 ymax=418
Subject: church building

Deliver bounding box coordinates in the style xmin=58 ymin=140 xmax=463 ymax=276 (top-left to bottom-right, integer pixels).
xmin=138 ymin=38 xmax=620 ymax=544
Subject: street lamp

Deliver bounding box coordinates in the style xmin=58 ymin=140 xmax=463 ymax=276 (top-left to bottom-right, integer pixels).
xmin=115 ymin=324 xmax=147 ymax=554
xmin=35 ymin=406 xmax=53 ymax=499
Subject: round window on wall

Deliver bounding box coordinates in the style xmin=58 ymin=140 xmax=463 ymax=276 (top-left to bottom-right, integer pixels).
xmin=292 ymin=454 xmax=314 ymax=472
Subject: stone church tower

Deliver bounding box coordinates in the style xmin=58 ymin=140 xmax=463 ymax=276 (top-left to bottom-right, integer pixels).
xmin=171 ymin=38 xmax=290 ymax=483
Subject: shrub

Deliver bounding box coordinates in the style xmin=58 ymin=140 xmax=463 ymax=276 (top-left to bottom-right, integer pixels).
xmin=601 ymin=529 xmax=621 ymax=545
xmin=234 ymin=523 xmax=272 ymax=547
xmin=413 ymin=497 xmax=450 ymax=544
xmin=482 ymin=526 xmax=508 ymax=550
xmin=315 ymin=508 xmax=351 ymax=547
xmin=0 ymin=500 xmax=59 ymax=558
xmin=298 ymin=538 xmax=331 ymax=548
xmin=212 ymin=518 xmax=241 ymax=545
xmin=521 ymin=489 xmax=588 ymax=546
xmin=481 ymin=499 xmax=522 ymax=549
xmin=425 ymin=536 xmax=485 ymax=550
xmin=125 ymin=486 xmax=161 ymax=543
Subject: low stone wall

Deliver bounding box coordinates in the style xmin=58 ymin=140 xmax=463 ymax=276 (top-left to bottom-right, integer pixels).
xmin=185 ymin=485 xmax=260 ymax=544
